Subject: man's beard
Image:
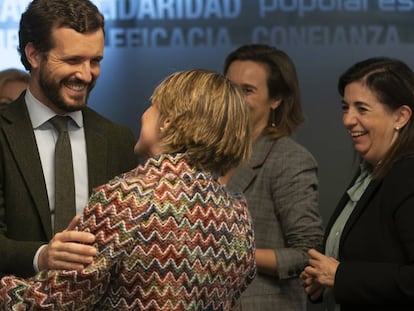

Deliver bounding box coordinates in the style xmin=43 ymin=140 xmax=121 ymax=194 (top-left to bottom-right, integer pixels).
xmin=39 ymin=67 xmax=95 ymax=113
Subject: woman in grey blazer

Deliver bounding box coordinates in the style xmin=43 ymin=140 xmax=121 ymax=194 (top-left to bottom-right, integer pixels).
xmin=223 ymin=44 xmax=324 ymax=310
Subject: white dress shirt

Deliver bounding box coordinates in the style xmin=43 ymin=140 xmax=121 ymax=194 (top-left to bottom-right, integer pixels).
xmin=25 ymin=89 xmax=89 ymax=271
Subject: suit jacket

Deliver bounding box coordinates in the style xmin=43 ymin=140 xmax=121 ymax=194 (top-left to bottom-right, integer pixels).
xmin=227 ymin=135 xmax=323 ymax=311
xmin=0 ymin=94 xmax=137 ymax=277
xmin=0 ymin=153 xmax=256 ymax=310
xmin=326 ymin=156 xmax=414 ymax=310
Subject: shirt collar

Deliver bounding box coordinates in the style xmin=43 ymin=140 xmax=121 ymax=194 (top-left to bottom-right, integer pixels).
xmin=347 ymin=162 xmax=373 ymax=202
xmin=25 ymin=88 xmax=83 ymax=129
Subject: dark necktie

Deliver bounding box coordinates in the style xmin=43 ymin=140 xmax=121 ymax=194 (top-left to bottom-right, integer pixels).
xmin=50 ymin=116 xmax=76 ymax=233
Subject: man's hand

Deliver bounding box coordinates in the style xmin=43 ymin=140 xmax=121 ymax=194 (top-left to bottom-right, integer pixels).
xmin=38 ymin=216 xmax=97 ymax=271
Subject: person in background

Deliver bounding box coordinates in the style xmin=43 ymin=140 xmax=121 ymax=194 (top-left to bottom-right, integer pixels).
xmin=0 ymin=69 xmax=256 ymax=310
xmin=301 ymin=57 xmax=414 ymax=310
xmin=0 ymin=68 xmax=29 ymax=109
xmin=222 ymin=44 xmax=324 ymax=310
xmin=0 ymin=0 xmax=137 ymax=278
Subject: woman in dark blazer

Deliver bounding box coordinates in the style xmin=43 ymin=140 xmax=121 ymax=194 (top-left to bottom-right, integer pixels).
xmin=301 ymin=57 xmax=414 ymax=310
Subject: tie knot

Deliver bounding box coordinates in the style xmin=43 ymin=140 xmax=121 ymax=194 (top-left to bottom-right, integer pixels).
xmin=50 ymin=115 xmax=70 ymax=133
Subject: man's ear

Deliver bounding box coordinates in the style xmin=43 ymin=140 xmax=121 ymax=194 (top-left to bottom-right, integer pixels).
xmin=25 ymin=42 xmax=42 ymax=70
xmin=395 ymin=105 xmax=412 ymax=130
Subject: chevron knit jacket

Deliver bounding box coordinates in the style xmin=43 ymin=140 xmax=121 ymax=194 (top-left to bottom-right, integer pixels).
xmin=0 ymin=153 xmax=256 ymax=310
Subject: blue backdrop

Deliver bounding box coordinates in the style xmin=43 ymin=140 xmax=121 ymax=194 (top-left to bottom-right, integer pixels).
xmin=1 ymin=0 xmax=414 ymax=226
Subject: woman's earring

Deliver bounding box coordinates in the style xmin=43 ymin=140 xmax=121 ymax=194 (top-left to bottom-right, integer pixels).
xmin=271 ymin=108 xmax=276 ymax=127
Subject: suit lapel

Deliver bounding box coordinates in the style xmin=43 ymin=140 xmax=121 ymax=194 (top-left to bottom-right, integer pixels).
xmin=1 ymin=97 xmax=52 ymax=239
xmin=228 ymin=135 xmax=275 ymax=193
xmin=227 ymin=163 xmax=256 ymax=193
xmin=83 ymin=108 xmax=108 ymax=194
xmin=338 ymin=179 xmax=380 ymax=250
xmin=324 ymin=166 xmax=381 ymax=251
xmin=324 ymin=173 xmax=359 ymax=242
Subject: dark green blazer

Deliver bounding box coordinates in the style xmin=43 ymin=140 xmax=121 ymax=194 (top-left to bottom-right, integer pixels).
xmin=0 ymin=94 xmax=137 ymax=277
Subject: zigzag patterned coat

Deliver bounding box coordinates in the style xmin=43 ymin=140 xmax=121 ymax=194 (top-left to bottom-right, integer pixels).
xmin=0 ymin=153 xmax=256 ymax=310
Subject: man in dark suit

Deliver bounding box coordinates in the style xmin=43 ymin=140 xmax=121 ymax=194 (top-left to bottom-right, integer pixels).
xmin=0 ymin=0 xmax=137 ymax=277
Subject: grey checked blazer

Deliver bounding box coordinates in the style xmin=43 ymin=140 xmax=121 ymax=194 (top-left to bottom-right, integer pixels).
xmin=228 ymin=135 xmax=323 ymax=311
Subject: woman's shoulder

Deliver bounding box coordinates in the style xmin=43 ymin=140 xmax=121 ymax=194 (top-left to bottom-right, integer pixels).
xmin=375 ymin=156 xmax=414 ymax=207
xmin=267 ymin=136 xmax=317 ymax=164
xmin=379 ymin=156 xmax=414 ymax=194
xmin=388 ymin=155 xmax=414 ymax=179
xmin=274 ymin=136 xmax=311 ymax=151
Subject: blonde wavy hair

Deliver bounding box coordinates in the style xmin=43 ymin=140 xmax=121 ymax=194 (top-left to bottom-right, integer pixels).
xmin=151 ymin=69 xmax=251 ymax=176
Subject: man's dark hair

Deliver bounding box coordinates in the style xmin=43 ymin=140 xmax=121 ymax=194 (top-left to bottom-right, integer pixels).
xmin=19 ymin=0 xmax=104 ymax=71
